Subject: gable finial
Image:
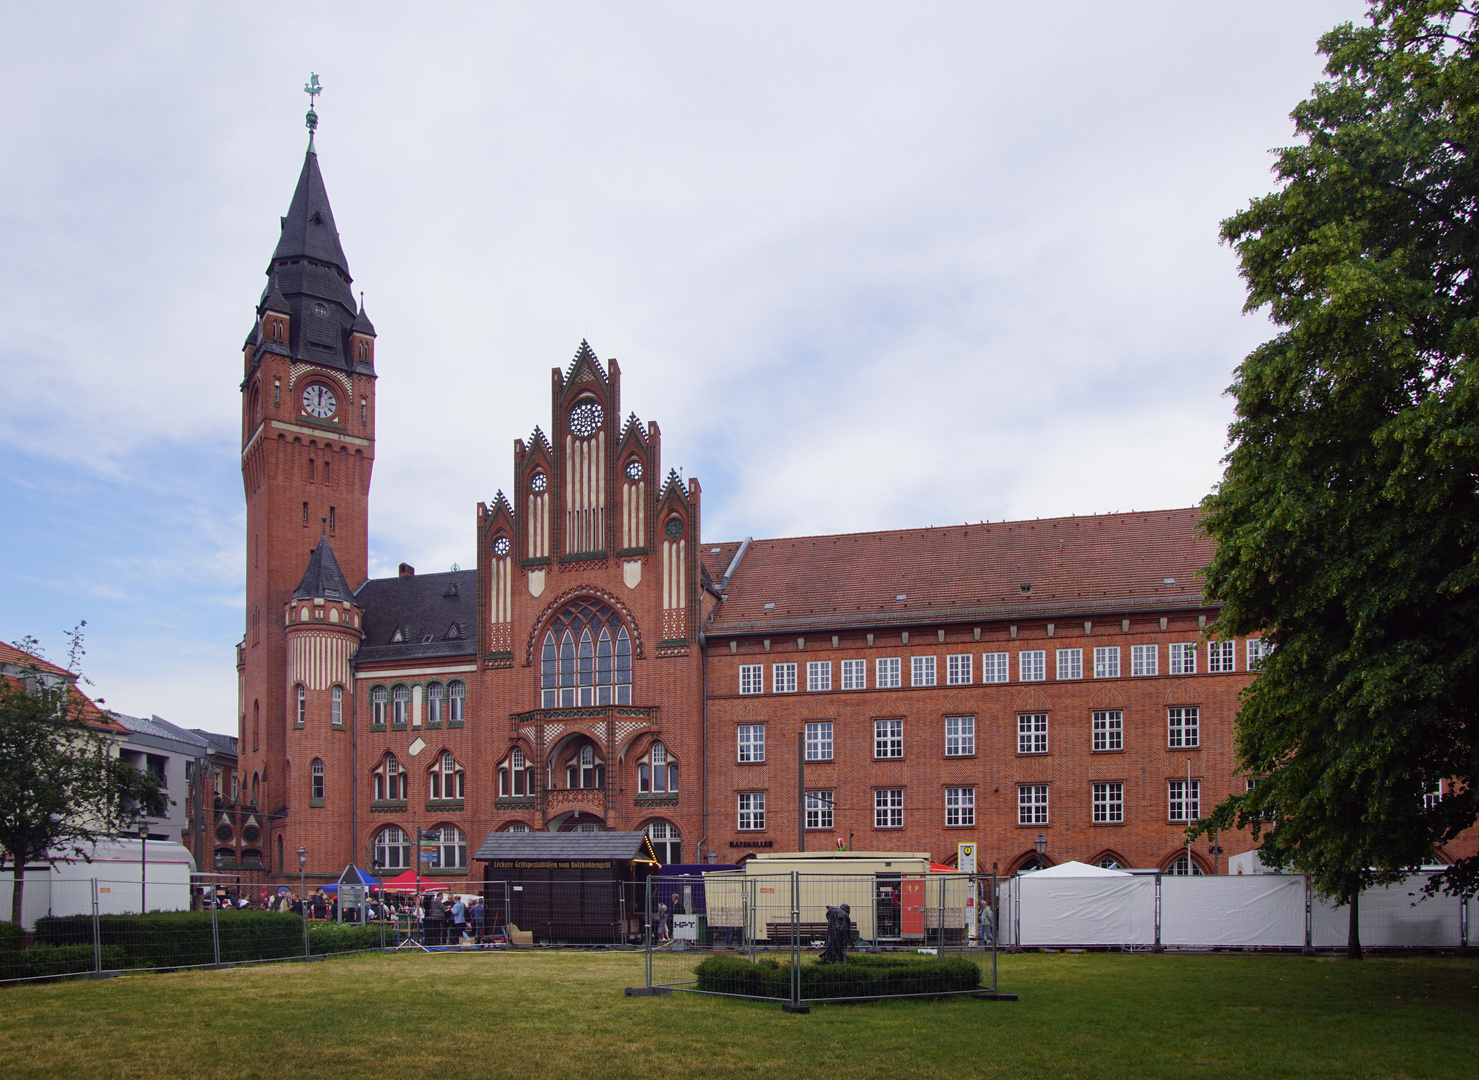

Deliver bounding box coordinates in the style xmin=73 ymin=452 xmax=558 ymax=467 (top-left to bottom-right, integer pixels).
xmin=303 ymin=73 xmax=323 ymax=151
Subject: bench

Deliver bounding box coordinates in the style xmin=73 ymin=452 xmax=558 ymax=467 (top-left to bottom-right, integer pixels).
xmin=765 ymin=920 xmax=857 ymax=946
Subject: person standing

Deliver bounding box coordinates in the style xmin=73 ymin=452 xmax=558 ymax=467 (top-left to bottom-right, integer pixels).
xmin=471 ymin=897 xmax=485 ymax=942
xmin=451 ymin=895 xmax=467 ymax=942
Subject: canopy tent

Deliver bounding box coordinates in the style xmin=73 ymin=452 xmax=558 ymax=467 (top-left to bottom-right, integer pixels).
xmin=379 ymin=868 xmax=432 ymax=892
xmin=322 ymin=865 xmax=381 ymax=893
xmin=929 ymin=862 xmax=958 ymax=873
xmin=1027 ymin=860 xmax=1131 ymax=878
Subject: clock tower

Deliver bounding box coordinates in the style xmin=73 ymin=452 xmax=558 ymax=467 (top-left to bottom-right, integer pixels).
xmin=238 ymin=99 xmax=376 ymax=877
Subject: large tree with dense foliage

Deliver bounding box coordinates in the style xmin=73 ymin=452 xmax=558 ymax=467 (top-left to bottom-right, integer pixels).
xmin=1196 ymin=0 xmax=1479 ymax=957
xmin=0 ymin=629 xmax=165 ymax=924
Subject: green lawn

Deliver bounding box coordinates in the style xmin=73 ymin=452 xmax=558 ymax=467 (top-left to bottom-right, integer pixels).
xmin=0 ymin=950 xmax=1476 ymax=1079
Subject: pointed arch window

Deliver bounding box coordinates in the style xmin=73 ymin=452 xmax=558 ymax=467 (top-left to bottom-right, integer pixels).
xmin=499 ymin=747 xmax=534 ymax=797
xmin=638 ymin=741 xmax=678 ymax=794
xmin=429 ymin=751 xmax=464 ymax=801
xmin=540 ymin=600 xmax=632 ymax=707
xmin=310 ymin=758 xmax=325 ymax=801
xmin=563 ymin=743 xmax=606 ymax=789
xmin=374 ymin=754 xmax=406 ymax=803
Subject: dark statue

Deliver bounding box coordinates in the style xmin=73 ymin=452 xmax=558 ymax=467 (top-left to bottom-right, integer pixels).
xmin=819 ymin=903 xmax=851 ymax=964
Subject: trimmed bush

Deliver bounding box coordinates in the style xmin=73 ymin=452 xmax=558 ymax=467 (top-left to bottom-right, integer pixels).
xmin=0 ymin=920 xmax=23 ymax=959
xmin=308 ymin=922 xmax=384 ymax=955
xmin=695 ymin=953 xmax=981 ymax=1000
xmin=18 ymin=944 xmax=127 ymax=979
xmin=33 ymin=911 xmax=303 ymax=969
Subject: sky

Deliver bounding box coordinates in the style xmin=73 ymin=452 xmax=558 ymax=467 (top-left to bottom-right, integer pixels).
xmin=0 ymin=1 xmax=1370 ymax=733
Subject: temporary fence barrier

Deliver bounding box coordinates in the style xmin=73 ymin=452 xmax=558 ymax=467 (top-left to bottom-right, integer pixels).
xmin=0 ymin=878 xmax=394 ymax=985
xmin=999 ymin=870 xmax=1471 ymax=950
xmin=635 ymin=872 xmax=1010 ymax=1011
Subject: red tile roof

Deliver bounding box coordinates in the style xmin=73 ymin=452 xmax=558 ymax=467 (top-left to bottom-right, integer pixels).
xmin=703 ymin=508 xmax=1214 ymax=635
xmin=0 ymin=641 xmax=124 ymax=730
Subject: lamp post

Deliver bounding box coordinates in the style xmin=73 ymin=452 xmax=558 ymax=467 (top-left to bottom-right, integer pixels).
xmin=297 ymin=845 xmax=308 ymax=958
xmin=1034 ymin=832 xmax=1047 ymax=871
xmin=139 ymin=820 xmax=149 ymax=914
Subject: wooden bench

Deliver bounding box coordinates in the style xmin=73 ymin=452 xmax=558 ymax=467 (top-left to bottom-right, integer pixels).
xmin=765 ymin=920 xmax=857 ymax=946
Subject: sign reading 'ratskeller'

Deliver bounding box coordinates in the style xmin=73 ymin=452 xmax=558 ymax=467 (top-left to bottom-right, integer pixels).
xmin=487 ymin=860 xmax=615 ymax=870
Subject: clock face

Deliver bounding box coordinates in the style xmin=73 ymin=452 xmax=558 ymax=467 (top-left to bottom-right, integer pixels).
xmin=493 ymin=536 xmax=511 ymax=557
xmin=569 ymin=400 xmax=603 ymax=438
xmin=302 ymin=384 xmax=337 ymax=419
xmin=625 ymin=460 xmax=643 ymax=482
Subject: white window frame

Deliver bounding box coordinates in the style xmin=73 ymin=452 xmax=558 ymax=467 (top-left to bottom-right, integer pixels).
xmin=1247 ymin=638 xmax=1271 ymax=669
xmin=331 ymin=685 xmax=343 ymax=725
xmin=773 ymin=663 xmax=798 ymax=694
xmin=1131 ymin=644 xmax=1158 ymax=677
xmin=1168 ymin=779 xmax=1201 ymax=822
xmin=911 ymin=655 xmax=937 ymax=687
xmin=804 ymin=721 xmax=833 ymax=761
xmin=1170 ymin=642 xmax=1197 ymax=675
xmin=1018 ymin=784 xmax=1048 ymax=825
xmin=874 ymin=789 xmax=903 ymax=829
xmin=841 ymin=659 xmax=866 ymax=690
xmin=738 ymin=792 xmax=766 ymax=831
xmin=1092 ymin=709 xmax=1123 ymax=752
xmin=1056 ymin=648 xmax=1083 ymax=680
xmin=945 ymin=716 xmax=975 ymax=757
xmin=739 ymin=664 xmax=764 ymax=695
xmin=737 ymin=724 xmax=765 ymax=763
xmin=1208 ymin=640 xmax=1235 ymax=673
xmin=805 ymin=790 xmax=833 ymax=830
xmin=946 ymin=654 xmax=972 ymax=685
xmin=806 ymin=661 xmax=832 ymax=693
xmin=945 ymin=787 xmax=975 ymax=827
xmin=1093 ymin=782 xmax=1124 ymax=824
xmin=1168 ymin=706 xmax=1200 ymax=748
xmin=1018 ymin=650 xmax=1046 ymax=682
xmin=876 ymin=657 xmax=902 ymax=689
xmin=982 ymin=652 xmax=1010 ymax=684
xmin=1017 ymin=712 xmax=1048 ymax=754
xmin=1093 ymin=646 xmax=1120 ymax=678
xmin=874 ymin=718 xmax=903 ymax=759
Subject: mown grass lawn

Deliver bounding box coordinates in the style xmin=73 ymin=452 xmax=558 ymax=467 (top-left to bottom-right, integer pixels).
xmin=0 ymin=950 xmax=1476 ymax=1079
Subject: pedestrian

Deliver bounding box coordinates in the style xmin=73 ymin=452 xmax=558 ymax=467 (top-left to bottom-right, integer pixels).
xmin=655 ymin=903 xmax=670 ymax=943
xmin=471 ymin=897 xmax=485 ymax=942
xmin=451 ymin=895 xmax=467 ymax=942
xmin=427 ymin=892 xmax=446 ymax=946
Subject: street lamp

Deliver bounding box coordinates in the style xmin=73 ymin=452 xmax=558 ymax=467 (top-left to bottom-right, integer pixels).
xmin=1034 ymin=832 xmax=1047 ymax=871
xmin=297 ymin=845 xmax=308 ymax=957
xmin=139 ymin=820 xmax=149 ymax=914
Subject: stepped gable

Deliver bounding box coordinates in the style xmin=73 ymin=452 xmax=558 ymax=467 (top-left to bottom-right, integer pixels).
xmin=354 ymin=568 xmax=480 ymax=663
xmin=708 ymin=508 xmax=1213 ymax=634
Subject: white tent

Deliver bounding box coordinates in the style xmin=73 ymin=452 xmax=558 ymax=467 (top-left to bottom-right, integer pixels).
xmin=1028 ymin=860 xmax=1130 ymax=878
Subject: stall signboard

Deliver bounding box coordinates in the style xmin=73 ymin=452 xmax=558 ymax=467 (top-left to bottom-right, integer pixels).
xmin=673 ymin=914 xmax=699 ymax=941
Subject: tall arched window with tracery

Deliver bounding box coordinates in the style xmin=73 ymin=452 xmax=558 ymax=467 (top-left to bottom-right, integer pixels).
xmin=540 ymin=599 xmax=632 ymax=707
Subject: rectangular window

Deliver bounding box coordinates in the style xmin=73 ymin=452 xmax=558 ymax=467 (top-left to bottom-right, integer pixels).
xmin=737 ymin=725 xmax=765 ymax=763
xmin=806 ymin=661 xmax=832 ymax=692
xmin=982 ymin=652 xmax=1010 ymax=684
xmin=911 ymin=655 xmax=937 ymax=687
xmin=1208 ymin=640 xmax=1235 ymax=673
xmin=945 ymin=716 xmax=975 ymax=757
xmin=1170 ymin=642 xmax=1197 ymax=675
xmin=1131 ymin=644 xmax=1158 ymax=677
xmin=739 ymin=664 xmax=763 ymax=695
xmin=1092 ymin=709 xmax=1123 ymax=752
xmin=805 ymin=721 xmax=833 ymax=761
xmin=1018 ymin=650 xmax=1046 ymax=682
xmin=1168 ymin=706 xmax=1200 ymax=748
xmin=331 ymin=685 xmax=343 ymax=725
xmin=841 ymin=659 xmax=866 ymax=690
xmin=874 ymin=789 xmax=903 ymax=829
xmin=1056 ymin=648 xmax=1083 ymax=680
xmin=1017 ymin=712 xmax=1048 ymax=754
xmin=1424 ymin=781 xmax=1444 ymax=810
xmin=874 ymin=719 xmax=903 ymax=759
xmin=876 ymin=657 xmax=902 ymax=688
xmin=805 ymin=790 xmax=833 ymax=830
xmin=1169 ymin=779 xmax=1201 ymax=822
xmin=773 ymin=663 xmax=798 ymax=694
xmin=1093 ymin=782 xmax=1124 ymax=824
xmin=738 ymin=792 xmax=766 ymax=831
xmin=945 ymin=787 xmax=975 ymax=827
xmin=1094 ymin=646 xmax=1121 ymax=678
xmin=311 ymin=760 xmax=325 ymax=801
xmin=1018 ymin=784 xmax=1049 ymax=825
xmin=1247 ymin=638 xmax=1271 ymax=669
xmin=946 ymin=653 xmax=972 ymax=685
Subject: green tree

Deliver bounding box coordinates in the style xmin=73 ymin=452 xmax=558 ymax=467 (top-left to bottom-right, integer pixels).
xmin=0 ymin=627 xmax=166 ymax=924
xmin=1197 ymin=0 xmax=1479 ymax=958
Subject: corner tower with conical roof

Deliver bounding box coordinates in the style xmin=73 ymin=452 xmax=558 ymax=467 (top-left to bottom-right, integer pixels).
xmin=238 ymin=92 xmax=376 ymax=880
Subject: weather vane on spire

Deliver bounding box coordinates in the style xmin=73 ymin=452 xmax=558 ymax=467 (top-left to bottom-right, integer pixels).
xmin=303 ymin=73 xmax=323 ymax=147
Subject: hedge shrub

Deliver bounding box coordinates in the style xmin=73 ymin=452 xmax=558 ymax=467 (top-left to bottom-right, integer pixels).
xmin=308 ymin=922 xmax=384 ymax=955
xmin=16 ymin=944 xmax=128 ymax=979
xmin=694 ymin=953 xmax=981 ymax=1000
xmin=33 ymin=911 xmax=303 ymax=969
xmin=0 ymin=920 xmax=23 ymax=959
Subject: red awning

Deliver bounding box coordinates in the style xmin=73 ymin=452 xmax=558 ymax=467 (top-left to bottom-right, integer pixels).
xmin=929 ymin=862 xmax=956 ymax=873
